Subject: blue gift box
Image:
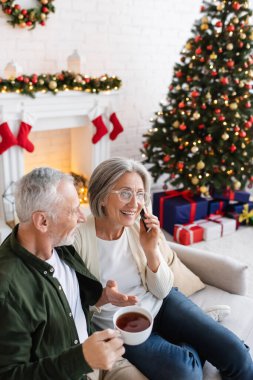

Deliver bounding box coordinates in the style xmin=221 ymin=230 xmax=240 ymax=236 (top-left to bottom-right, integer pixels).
xmin=227 ymin=201 xmax=253 ymax=213
xmin=208 ymin=199 xmax=228 ymax=216
xmin=153 ymin=191 xmax=208 ymax=235
xmin=210 ymin=189 xmax=250 ymax=203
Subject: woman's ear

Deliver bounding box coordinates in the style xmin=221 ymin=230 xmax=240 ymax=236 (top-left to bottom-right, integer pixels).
xmin=32 ymin=211 xmax=49 ymax=232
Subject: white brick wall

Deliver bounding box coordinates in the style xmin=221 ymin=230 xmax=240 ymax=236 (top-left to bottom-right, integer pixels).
xmin=0 ymin=0 xmax=252 ymax=162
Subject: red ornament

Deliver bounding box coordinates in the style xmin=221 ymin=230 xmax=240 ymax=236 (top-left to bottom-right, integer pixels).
xmin=211 ymin=71 xmax=218 ymax=77
xmin=238 ymin=42 xmax=244 ymax=48
xmin=215 ymin=21 xmax=223 ymax=27
xmin=23 ymin=77 xmax=30 ymax=83
xmin=143 ymin=142 xmax=149 ymax=149
xmin=179 ymin=124 xmax=187 ymax=131
xmin=229 ymin=144 xmax=237 ymax=153
xmin=245 ymin=84 xmax=252 ymax=90
xmin=198 ymin=124 xmax=205 ymax=129
xmin=14 ymin=4 xmax=21 ymax=10
xmin=178 ymin=102 xmax=185 ymax=109
xmin=176 ymin=71 xmax=183 ymax=78
xmin=239 ymin=130 xmax=246 ymax=138
xmin=186 ymin=76 xmax=193 ymax=83
xmin=21 ymin=9 xmax=28 ymax=15
xmin=245 ymin=102 xmax=251 ymax=108
xmin=218 ymin=48 xmax=223 ymax=54
xmin=227 ymin=25 xmax=235 ymax=32
xmin=234 ymin=126 xmax=240 ymax=132
xmin=16 ymin=76 xmax=24 ymax=82
xmin=169 ymin=85 xmax=173 ymax=91
xmin=201 ymin=104 xmax=207 ymax=110
xmin=244 ymin=121 xmax=252 ymax=129
xmin=205 ymin=134 xmax=212 ymax=142
xmin=177 ymin=162 xmax=184 ymax=170
xmin=200 ymin=6 xmax=205 ymax=12
xmin=199 ymin=57 xmax=205 ymax=63
xmin=227 ymin=60 xmax=235 ymax=69
xmin=220 ymin=77 xmax=229 ymax=85
xmin=214 ymin=108 xmax=221 ymax=114
xmin=191 ymin=91 xmax=200 ymax=98
xmin=163 ymin=154 xmax=170 ymax=162
xmin=232 ymin=2 xmax=241 ymax=10
xmin=250 ymin=116 xmax=253 ymax=123
xmin=195 ymin=47 xmax=202 ymax=55
xmin=219 ymin=115 xmax=225 ymax=122
xmin=42 ymin=7 xmax=49 ymax=13
xmin=195 ymin=35 xmax=202 ymax=43
xmin=179 ymin=145 xmax=184 ymax=150
xmin=26 ymin=21 xmax=33 ymax=27
xmin=206 ymin=45 xmax=213 ymax=51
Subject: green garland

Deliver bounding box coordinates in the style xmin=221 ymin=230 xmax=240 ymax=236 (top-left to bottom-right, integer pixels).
xmin=0 ymin=0 xmax=55 ymax=29
xmin=0 ymin=71 xmax=122 ymax=97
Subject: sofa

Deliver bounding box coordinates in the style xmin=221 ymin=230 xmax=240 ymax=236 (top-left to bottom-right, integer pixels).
xmin=168 ymin=241 xmax=253 ymax=380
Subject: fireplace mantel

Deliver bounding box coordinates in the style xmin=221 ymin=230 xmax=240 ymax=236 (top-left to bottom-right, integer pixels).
xmin=0 ymin=91 xmax=119 ymax=237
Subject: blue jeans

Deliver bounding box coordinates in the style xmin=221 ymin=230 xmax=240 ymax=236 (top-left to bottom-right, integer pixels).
xmin=124 ymin=288 xmax=253 ymax=380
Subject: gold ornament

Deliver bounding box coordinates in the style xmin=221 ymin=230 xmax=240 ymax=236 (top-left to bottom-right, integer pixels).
xmin=193 ymin=112 xmax=200 ymax=120
xmin=202 ymin=16 xmax=209 ymax=23
xmin=41 ymin=0 xmax=49 ymax=4
xmin=49 ymin=80 xmax=57 ymax=90
xmin=199 ymin=185 xmax=208 ymax=194
xmin=191 ymin=177 xmax=199 ymax=185
xmin=233 ymin=181 xmax=241 ymax=190
xmin=229 ymin=102 xmax=238 ymax=110
xmin=191 ymin=146 xmax=199 ymax=153
xmin=196 ymin=160 xmax=205 ymax=170
xmin=217 ymin=3 xmax=224 ymax=11
xmin=210 ymin=53 xmax=217 ymax=60
xmin=226 ymin=43 xmax=233 ymax=50
xmin=185 ymin=43 xmax=192 ymax=50
xmin=201 ymin=23 xmax=209 ymax=31
xmin=173 ymin=121 xmax=180 ymax=128
xmin=222 ymin=133 xmax=229 ymax=140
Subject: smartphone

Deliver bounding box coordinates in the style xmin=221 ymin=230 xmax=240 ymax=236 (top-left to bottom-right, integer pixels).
xmin=140 ymin=209 xmax=151 ymax=233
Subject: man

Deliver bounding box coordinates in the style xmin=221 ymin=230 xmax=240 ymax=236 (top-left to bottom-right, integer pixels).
xmin=0 ymin=167 xmax=146 ymax=380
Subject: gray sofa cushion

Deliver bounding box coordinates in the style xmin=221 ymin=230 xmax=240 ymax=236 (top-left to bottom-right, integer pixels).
xmin=190 ymin=285 xmax=253 ymax=379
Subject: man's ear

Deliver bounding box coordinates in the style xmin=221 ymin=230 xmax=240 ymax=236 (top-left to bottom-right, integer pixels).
xmin=32 ymin=211 xmax=49 ymax=232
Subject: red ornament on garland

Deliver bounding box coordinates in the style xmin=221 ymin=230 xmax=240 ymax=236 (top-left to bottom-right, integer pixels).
xmin=234 ymin=126 xmax=240 ymax=132
xmin=245 ymin=102 xmax=251 ymax=108
xmin=232 ymin=2 xmax=241 ymax=10
xmin=163 ymin=154 xmax=170 ymax=162
xmin=179 ymin=124 xmax=187 ymax=131
xmin=239 ymin=130 xmax=246 ymax=138
xmin=227 ymin=60 xmax=235 ymax=69
xmin=215 ymin=21 xmax=223 ymax=27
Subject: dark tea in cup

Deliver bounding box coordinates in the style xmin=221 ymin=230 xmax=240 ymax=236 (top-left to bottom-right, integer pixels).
xmin=116 ymin=312 xmax=151 ymax=333
xmin=113 ymin=306 xmax=153 ymax=345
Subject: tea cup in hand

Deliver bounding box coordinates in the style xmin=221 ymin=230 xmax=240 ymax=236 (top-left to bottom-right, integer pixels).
xmin=113 ymin=305 xmax=153 ymax=346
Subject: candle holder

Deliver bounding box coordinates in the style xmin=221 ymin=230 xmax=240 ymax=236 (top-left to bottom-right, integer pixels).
xmin=2 ymin=181 xmax=18 ymax=229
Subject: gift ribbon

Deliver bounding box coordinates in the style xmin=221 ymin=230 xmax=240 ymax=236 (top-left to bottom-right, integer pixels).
xmin=238 ymin=204 xmax=253 ymax=224
xmin=174 ymin=223 xmax=196 ymax=245
xmin=223 ymin=189 xmax=235 ymax=200
xmin=159 ymin=190 xmax=196 ymax=228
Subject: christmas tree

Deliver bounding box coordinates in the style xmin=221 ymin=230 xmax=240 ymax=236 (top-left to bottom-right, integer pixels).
xmin=141 ymin=0 xmax=253 ymax=195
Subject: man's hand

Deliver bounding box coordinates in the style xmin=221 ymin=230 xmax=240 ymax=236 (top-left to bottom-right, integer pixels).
xmin=82 ymin=329 xmax=125 ymax=370
xmin=96 ymin=280 xmax=138 ymax=307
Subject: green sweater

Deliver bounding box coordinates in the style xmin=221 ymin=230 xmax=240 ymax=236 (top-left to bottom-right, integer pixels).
xmin=0 ymin=225 xmax=103 ymax=380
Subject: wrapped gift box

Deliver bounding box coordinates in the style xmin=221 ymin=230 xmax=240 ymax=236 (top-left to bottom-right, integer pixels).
xmin=196 ymin=219 xmax=222 ymax=241
xmin=227 ymin=201 xmax=253 ymax=214
xmin=207 ymin=199 xmax=228 ymax=216
xmin=225 ymin=211 xmax=240 ymax=229
xmin=196 ymin=216 xmax=236 ymax=240
xmin=153 ymin=190 xmax=208 ymax=234
xmin=173 ymin=223 xmax=204 ymax=246
xmin=210 ymin=189 xmax=250 ymax=203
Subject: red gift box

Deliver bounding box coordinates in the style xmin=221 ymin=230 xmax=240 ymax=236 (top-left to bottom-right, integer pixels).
xmin=173 ymin=223 xmax=204 ymax=245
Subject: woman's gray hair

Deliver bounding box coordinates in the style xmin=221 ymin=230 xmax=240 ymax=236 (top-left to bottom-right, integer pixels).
xmin=15 ymin=167 xmax=74 ymax=223
xmin=88 ymin=157 xmax=151 ymax=217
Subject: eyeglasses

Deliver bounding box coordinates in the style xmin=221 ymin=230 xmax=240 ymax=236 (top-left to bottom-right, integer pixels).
xmin=111 ymin=189 xmax=150 ymax=205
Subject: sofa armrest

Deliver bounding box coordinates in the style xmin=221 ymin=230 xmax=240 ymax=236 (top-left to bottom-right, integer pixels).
xmin=168 ymin=241 xmax=248 ymax=296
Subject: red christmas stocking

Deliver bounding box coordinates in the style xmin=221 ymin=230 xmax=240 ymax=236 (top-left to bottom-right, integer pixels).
xmin=0 ymin=121 xmax=17 ymax=155
xmin=17 ymin=112 xmax=35 ymax=153
xmin=109 ymin=112 xmax=124 ymax=140
xmin=91 ymin=115 xmax=108 ymax=144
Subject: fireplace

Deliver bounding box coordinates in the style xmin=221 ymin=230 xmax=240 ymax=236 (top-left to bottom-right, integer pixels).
xmin=0 ymin=91 xmax=118 ymax=239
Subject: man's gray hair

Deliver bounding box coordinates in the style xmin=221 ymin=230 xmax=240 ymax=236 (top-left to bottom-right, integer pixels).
xmin=15 ymin=167 xmax=74 ymax=223
xmin=88 ymin=157 xmax=151 ymax=217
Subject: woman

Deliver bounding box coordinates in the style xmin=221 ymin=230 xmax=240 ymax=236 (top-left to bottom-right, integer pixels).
xmin=74 ymin=157 xmax=253 ymax=380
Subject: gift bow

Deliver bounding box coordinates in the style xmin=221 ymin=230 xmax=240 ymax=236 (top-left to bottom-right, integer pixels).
xmin=238 ymin=204 xmax=253 ymax=224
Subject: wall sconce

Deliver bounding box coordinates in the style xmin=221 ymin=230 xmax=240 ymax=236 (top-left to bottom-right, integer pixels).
xmin=67 ymin=49 xmax=81 ymax=73
xmin=4 ymin=60 xmax=23 ymax=79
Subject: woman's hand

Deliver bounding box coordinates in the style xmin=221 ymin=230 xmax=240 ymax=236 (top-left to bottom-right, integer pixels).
xmin=96 ymin=280 xmax=138 ymax=307
xmin=139 ymin=210 xmax=161 ymax=272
